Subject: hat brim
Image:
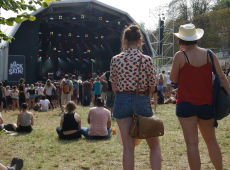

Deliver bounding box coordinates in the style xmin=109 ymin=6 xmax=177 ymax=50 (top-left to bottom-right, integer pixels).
xmin=117 ymin=127 xmax=142 ymax=146
xmin=173 ymin=29 xmax=204 ymax=41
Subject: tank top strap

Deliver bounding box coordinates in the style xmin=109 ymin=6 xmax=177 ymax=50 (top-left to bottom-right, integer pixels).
xmin=207 ymin=51 xmax=209 ymax=63
xmin=183 ymin=51 xmax=190 ymax=64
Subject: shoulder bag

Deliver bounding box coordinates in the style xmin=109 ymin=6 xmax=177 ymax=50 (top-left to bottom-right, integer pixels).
xmin=129 ymin=55 xmax=164 ymax=139
xmin=208 ymin=50 xmax=230 ymax=128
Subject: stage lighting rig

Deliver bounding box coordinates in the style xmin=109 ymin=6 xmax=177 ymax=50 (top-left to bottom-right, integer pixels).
xmin=59 ymin=15 xmax=62 ymax=19
xmin=99 ymin=17 xmax=102 ymax=20
xmin=81 ymin=15 xmax=84 ymax=19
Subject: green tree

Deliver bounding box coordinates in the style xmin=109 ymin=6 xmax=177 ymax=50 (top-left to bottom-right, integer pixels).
xmin=0 ymin=0 xmax=60 ymax=43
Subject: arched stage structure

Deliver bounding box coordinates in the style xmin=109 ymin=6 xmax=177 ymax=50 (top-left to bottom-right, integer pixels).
xmin=0 ymin=0 xmax=154 ymax=84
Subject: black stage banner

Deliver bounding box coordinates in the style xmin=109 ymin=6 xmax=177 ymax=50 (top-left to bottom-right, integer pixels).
xmin=8 ymin=55 xmax=26 ymax=82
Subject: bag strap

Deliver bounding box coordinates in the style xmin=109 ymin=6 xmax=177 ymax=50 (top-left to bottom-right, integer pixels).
xmin=134 ymin=55 xmax=143 ymax=116
xmin=207 ymin=49 xmax=218 ymax=128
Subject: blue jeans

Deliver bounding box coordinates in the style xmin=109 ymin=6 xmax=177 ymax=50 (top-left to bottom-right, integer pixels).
xmin=80 ymin=126 xmax=112 ymax=140
xmin=83 ymin=93 xmax=91 ymax=106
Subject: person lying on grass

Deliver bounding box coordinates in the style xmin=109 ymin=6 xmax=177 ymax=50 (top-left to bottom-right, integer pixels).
xmin=12 ymin=103 xmax=34 ymax=133
xmin=80 ymin=97 xmax=112 ymax=140
xmin=0 ymin=112 xmax=4 ymax=131
xmin=0 ymin=157 xmax=23 ymax=170
xmin=56 ymin=101 xmax=81 ymax=140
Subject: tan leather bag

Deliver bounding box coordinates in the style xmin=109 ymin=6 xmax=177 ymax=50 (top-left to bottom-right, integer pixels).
xmin=129 ymin=55 xmax=164 ymax=139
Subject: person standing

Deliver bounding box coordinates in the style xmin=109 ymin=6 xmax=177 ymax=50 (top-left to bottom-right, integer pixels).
xmin=18 ymin=78 xmax=26 ymax=112
xmin=90 ymin=78 xmax=95 ymax=105
xmin=170 ymin=23 xmax=230 ymax=170
xmin=27 ymin=84 xmax=36 ymax=109
xmin=94 ymin=77 xmax=102 ymax=105
xmin=82 ymin=80 xmax=92 ymax=106
xmin=110 ymin=25 xmax=161 ymax=170
xmin=162 ymin=70 xmax=168 ymax=99
xmin=99 ymin=71 xmax=115 ymax=115
xmin=56 ymin=68 xmax=62 ymax=80
xmin=44 ymin=79 xmax=56 ymax=109
xmin=37 ymin=83 xmax=44 ymax=103
xmin=78 ymin=80 xmax=83 ymax=105
xmin=101 ymin=79 xmax=108 ymax=101
xmin=72 ymin=75 xmax=79 ymax=105
xmin=0 ymin=83 xmax=7 ymax=112
xmin=60 ymin=74 xmax=73 ymax=111
xmin=166 ymin=71 xmax=172 ymax=98
xmin=10 ymin=86 xmax=19 ymax=111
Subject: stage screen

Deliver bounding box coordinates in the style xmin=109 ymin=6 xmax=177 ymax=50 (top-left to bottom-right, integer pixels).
xmin=8 ymin=55 xmax=26 ymax=82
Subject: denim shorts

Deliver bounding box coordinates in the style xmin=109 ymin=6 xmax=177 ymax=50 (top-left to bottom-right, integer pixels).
xmin=29 ymin=95 xmax=35 ymax=99
xmin=176 ymin=102 xmax=214 ymax=120
xmin=113 ymin=93 xmax=152 ymax=119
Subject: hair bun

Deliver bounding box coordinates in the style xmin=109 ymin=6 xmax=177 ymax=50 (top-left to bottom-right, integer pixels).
xmin=130 ymin=25 xmax=139 ymax=32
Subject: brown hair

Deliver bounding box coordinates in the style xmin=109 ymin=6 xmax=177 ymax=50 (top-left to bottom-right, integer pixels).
xmin=90 ymin=78 xmax=94 ymax=82
xmin=46 ymin=79 xmax=52 ymax=87
xmin=21 ymin=103 xmax=28 ymax=110
xmin=96 ymin=77 xmax=99 ymax=81
xmin=0 ymin=82 xmax=2 ymax=86
xmin=6 ymin=86 xmax=10 ymax=90
xmin=19 ymin=78 xmax=24 ymax=84
xmin=121 ymin=24 xmax=143 ymax=52
xmin=66 ymin=101 xmax=76 ymax=114
xmin=72 ymin=75 xmax=76 ymax=79
xmin=39 ymin=83 xmax=42 ymax=87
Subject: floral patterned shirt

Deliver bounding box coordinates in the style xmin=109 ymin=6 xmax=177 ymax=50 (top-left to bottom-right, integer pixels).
xmin=109 ymin=48 xmax=155 ymax=92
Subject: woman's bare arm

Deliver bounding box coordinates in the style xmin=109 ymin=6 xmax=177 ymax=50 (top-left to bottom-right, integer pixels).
xmin=111 ymin=83 xmax=116 ymax=94
xmin=60 ymin=115 xmax=64 ymax=129
xmin=170 ymin=52 xmax=182 ymax=83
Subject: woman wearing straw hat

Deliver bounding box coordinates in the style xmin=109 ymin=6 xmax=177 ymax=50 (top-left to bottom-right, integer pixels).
xmin=110 ymin=25 xmax=161 ymax=170
xmin=170 ymin=23 xmax=230 ymax=170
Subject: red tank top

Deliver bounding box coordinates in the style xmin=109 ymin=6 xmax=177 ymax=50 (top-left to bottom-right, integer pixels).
xmin=176 ymin=52 xmax=213 ymax=105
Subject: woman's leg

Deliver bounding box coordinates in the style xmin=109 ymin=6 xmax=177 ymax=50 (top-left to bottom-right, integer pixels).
xmin=117 ymin=117 xmax=135 ymax=170
xmin=178 ymin=116 xmax=201 ymax=170
xmin=16 ymin=100 xmax=19 ymax=110
xmin=28 ymin=99 xmax=31 ymax=109
xmin=12 ymin=100 xmax=15 ymax=111
xmin=153 ymin=93 xmax=157 ymax=111
xmin=32 ymin=99 xmax=35 ymax=108
xmin=0 ymin=163 xmax=7 ymax=170
xmin=12 ymin=124 xmax=17 ymax=131
xmin=146 ymin=137 xmax=162 ymax=170
xmin=47 ymin=96 xmax=54 ymax=109
xmin=198 ymin=118 xmax=222 ymax=170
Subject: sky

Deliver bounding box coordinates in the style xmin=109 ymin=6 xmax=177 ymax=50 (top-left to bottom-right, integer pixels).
xmin=1 ymin=0 xmax=172 ymax=32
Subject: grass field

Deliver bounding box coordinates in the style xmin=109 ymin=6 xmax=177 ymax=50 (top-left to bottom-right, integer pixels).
xmin=0 ymin=104 xmax=230 ymax=170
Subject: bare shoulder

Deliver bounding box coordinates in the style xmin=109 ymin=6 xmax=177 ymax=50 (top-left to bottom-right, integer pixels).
xmin=28 ymin=112 xmax=33 ymax=116
xmin=74 ymin=113 xmax=81 ymax=120
xmin=174 ymin=51 xmax=184 ymax=60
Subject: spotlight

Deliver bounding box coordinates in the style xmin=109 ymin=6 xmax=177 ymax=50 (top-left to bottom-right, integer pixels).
xmin=95 ymin=57 xmax=98 ymax=60
xmin=98 ymin=42 xmax=101 ymax=45
xmin=87 ymin=50 xmax=90 ymax=53
xmin=59 ymin=15 xmax=62 ymax=19
xmin=71 ymin=56 xmax=74 ymax=59
xmin=56 ymin=39 xmax=58 ymax=42
xmin=101 ymin=36 xmax=104 ymax=39
xmin=70 ymin=49 xmax=73 ymax=52
xmin=73 ymin=41 xmax=75 ymax=43
xmin=79 ymin=57 xmax=82 ymax=59
xmin=50 ymin=16 xmax=54 ymax=20
xmin=46 ymin=55 xmax=48 ymax=58
xmin=55 ymin=56 xmax=57 ymax=58
xmin=37 ymin=54 xmax=39 ymax=57
xmin=72 ymin=17 xmax=76 ymax=20
xmin=85 ymin=34 xmax=88 ymax=38
xmin=58 ymin=51 xmax=61 ymax=53
xmin=68 ymin=33 xmax=71 ymax=37
xmin=87 ymin=57 xmax=90 ymax=60
xmin=50 ymin=32 xmax=53 ymax=35
xmin=84 ymin=52 xmax=87 ymax=54
xmin=65 ymin=40 xmax=67 ymax=43
xmin=53 ymin=48 xmax=56 ymax=51
xmin=118 ymin=21 xmax=121 ymax=25
xmin=95 ymin=37 xmax=98 ymax=39
xmin=67 ymin=51 xmax=69 ymax=53
xmin=81 ymin=15 xmax=84 ymax=19
xmin=90 ymin=42 xmax=92 ymax=45
xmin=58 ymin=34 xmax=61 ymax=36
xmin=39 ymin=49 xmax=42 ymax=51
xmin=39 ymin=32 xmax=42 ymax=34
xmin=106 ymin=20 xmax=109 ymax=22
xmin=99 ymin=17 xmax=102 ymax=20
xmin=77 ymin=35 xmax=80 ymax=37
xmin=81 ymin=41 xmax=84 ymax=44
xmin=47 ymin=38 xmax=49 ymax=41
xmin=125 ymin=25 xmax=128 ymax=27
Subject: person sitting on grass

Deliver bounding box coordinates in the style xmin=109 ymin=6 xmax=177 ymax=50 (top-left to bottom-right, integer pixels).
xmin=0 ymin=112 xmax=4 ymax=131
xmin=81 ymin=97 xmax=112 ymax=140
xmin=151 ymin=90 xmax=164 ymax=105
xmin=164 ymin=88 xmax=177 ymax=104
xmin=38 ymin=96 xmax=53 ymax=112
xmin=56 ymin=101 xmax=81 ymax=140
xmin=12 ymin=103 xmax=34 ymax=133
xmin=0 ymin=158 xmax=23 ymax=170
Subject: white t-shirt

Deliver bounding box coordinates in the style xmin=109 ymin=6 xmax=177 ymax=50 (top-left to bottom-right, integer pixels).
xmin=39 ymin=99 xmax=50 ymax=112
xmin=44 ymin=85 xmax=56 ymax=96
xmin=163 ymin=74 xmax=168 ymax=87
xmin=25 ymin=87 xmax=29 ymax=98
xmin=5 ymin=89 xmax=11 ymax=96
xmin=167 ymin=75 xmax=172 ymax=84
xmin=37 ymin=87 xmax=44 ymax=96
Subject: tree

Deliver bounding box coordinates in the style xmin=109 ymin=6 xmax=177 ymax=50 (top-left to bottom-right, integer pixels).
xmin=0 ymin=0 xmax=60 ymax=43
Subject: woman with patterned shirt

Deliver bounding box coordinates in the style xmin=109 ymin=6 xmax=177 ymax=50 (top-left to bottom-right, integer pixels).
xmin=110 ymin=25 xmax=161 ymax=170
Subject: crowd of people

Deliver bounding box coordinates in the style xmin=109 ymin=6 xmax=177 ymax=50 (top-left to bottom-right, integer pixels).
xmin=1 ymin=23 xmax=230 ymax=170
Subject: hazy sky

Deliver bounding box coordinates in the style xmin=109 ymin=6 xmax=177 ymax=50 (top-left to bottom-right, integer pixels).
xmin=1 ymin=0 xmax=172 ymax=31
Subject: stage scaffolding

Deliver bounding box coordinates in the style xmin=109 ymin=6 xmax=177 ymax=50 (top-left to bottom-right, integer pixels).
xmin=149 ymin=2 xmax=176 ymax=73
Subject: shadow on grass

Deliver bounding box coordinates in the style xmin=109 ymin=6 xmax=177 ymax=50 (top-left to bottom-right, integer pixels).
xmin=57 ymin=136 xmax=112 ymax=144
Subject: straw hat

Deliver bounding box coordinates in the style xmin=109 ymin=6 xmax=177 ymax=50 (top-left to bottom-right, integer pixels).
xmin=117 ymin=127 xmax=142 ymax=147
xmin=173 ymin=23 xmax=204 ymax=41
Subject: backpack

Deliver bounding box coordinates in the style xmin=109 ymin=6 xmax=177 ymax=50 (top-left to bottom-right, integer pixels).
xmin=73 ymin=80 xmax=79 ymax=91
xmin=63 ymin=80 xmax=70 ymax=94
xmin=0 ymin=87 xmax=3 ymax=98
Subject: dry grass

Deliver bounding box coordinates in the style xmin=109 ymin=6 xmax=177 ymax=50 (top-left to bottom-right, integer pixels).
xmin=0 ymin=104 xmax=230 ymax=170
